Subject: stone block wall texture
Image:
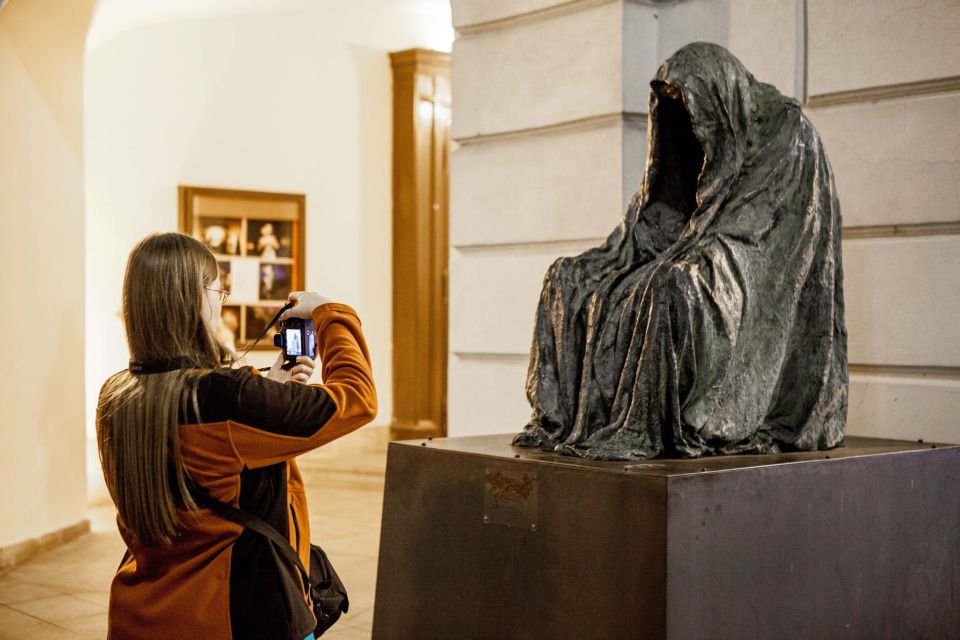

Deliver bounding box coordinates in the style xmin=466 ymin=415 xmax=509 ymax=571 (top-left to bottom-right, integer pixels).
xmin=448 ymin=0 xmax=960 ymax=444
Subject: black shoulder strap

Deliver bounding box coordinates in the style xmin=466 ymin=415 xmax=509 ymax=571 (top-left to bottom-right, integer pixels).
xmin=190 ymin=487 xmax=311 ymax=583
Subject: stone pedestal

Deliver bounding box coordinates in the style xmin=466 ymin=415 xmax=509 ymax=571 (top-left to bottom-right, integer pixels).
xmin=372 ymin=435 xmax=959 ymax=639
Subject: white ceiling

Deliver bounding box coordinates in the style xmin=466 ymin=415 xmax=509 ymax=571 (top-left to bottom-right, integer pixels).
xmin=86 ymin=0 xmax=453 ymax=52
xmin=87 ymin=0 xmax=292 ymax=50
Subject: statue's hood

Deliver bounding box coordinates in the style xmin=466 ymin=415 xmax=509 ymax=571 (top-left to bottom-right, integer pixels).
xmin=642 ymin=42 xmax=802 ymax=247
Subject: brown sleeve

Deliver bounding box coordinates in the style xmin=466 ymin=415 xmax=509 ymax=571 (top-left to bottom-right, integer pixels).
xmin=229 ymin=303 xmax=378 ymax=468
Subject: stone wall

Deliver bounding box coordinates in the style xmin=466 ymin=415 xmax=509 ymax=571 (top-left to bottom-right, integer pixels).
xmin=448 ymin=0 xmax=960 ymax=443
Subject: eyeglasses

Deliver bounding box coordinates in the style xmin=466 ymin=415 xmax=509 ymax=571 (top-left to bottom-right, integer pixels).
xmin=205 ymin=287 xmax=230 ymax=304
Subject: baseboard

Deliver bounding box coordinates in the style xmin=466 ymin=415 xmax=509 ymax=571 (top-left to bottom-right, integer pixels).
xmin=0 ymin=520 xmax=91 ymax=571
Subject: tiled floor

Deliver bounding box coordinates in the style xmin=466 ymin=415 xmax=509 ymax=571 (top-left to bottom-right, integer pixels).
xmin=0 ymin=428 xmax=389 ymax=639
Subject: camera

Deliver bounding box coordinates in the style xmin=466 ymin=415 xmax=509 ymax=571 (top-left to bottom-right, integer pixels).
xmin=273 ymin=317 xmax=317 ymax=369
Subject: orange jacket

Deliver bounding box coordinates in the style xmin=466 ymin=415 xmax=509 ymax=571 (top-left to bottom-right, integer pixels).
xmin=106 ymin=303 xmax=376 ymax=639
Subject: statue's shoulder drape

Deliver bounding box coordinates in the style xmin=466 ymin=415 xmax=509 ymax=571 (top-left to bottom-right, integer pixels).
xmin=515 ymin=42 xmax=847 ymax=460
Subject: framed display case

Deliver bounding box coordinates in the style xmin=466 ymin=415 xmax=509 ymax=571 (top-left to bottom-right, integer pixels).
xmin=179 ymin=186 xmax=305 ymax=351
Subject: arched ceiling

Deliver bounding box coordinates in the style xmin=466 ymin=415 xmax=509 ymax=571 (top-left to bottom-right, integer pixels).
xmin=87 ymin=0 xmax=453 ymax=52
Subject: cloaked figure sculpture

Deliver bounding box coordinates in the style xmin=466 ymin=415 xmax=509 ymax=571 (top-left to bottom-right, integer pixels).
xmin=514 ymin=43 xmax=847 ymax=460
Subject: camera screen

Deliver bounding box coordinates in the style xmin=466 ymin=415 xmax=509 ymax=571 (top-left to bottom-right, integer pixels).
xmin=285 ymin=328 xmax=303 ymax=356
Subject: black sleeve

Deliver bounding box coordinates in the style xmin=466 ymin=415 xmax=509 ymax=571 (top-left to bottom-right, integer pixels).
xmin=191 ymin=368 xmax=337 ymax=438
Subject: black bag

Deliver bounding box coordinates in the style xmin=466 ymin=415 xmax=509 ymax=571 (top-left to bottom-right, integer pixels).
xmin=192 ymin=489 xmax=349 ymax=637
xmin=307 ymin=544 xmax=349 ymax=634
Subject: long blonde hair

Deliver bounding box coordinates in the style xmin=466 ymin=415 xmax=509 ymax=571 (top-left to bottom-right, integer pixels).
xmin=97 ymin=232 xmax=233 ymax=546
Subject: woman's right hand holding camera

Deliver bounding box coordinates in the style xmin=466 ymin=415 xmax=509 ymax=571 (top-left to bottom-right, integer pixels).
xmin=280 ymin=291 xmax=334 ymax=321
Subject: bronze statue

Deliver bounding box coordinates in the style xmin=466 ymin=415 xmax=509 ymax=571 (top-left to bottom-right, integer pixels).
xmin=514 ymin=42 xmax=847 ymax=460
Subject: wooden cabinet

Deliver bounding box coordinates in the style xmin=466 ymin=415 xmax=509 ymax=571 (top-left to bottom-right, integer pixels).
xmin=389 ymin=49 xmax=450 ymax=440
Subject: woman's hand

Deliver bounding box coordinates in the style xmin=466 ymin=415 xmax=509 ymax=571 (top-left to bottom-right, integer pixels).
xmin=266 ymin=354 xmax=316 ymax=384
xmin=267 ymin=291 xmax=330 ymax=382
xmin=280 ymin=291 xmax=334 ymax=321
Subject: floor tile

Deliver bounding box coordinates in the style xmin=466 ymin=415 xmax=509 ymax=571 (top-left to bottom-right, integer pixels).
xmin=7 ymin=593 xmax=105 ymax=625
xmin=324 ymin=624 xmax=372 ymax=640
xmin=0 ymin=580 xmax=63 ymax=605
xmin=64 ymin=610 xmax=109 ymax=637
xmin=68 ymin=589 xmax=110 ymax=609
xmin=0 ymin=604 xmax=82 ymax=639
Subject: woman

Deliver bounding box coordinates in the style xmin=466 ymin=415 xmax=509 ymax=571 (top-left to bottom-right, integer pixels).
xmin=97 ymin=232 xmax=377 ymax=639
xmin=515 ymin=42 xmax=847 ymax=460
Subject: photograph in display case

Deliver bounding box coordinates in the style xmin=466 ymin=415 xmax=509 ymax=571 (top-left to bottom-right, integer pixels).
xmin=179 ymin=186 xmax=306 ymax=351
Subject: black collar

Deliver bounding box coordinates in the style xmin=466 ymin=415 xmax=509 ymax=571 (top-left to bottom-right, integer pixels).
xmin=129 ymin=356 xmax=197 ymax=374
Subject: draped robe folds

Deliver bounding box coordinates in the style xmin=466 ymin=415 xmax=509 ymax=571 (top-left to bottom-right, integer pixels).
xmin=514 ymin=42 xmax=848 ymax=461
